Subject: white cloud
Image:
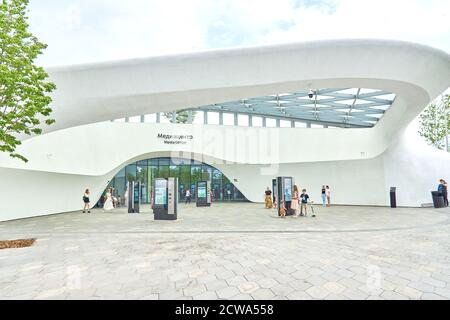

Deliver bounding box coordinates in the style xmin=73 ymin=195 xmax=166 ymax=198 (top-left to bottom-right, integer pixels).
xmin=27 ymin=0 xmax=450 ymax=67
xmin=260 ymin=0 xmax=450 ymax=49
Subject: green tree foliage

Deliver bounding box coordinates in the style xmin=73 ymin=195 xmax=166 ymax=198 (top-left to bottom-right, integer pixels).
xmin=163 ymin=110 xmax=196 ymax=124
xmin=0 ymin=0 xmax=56 ymax=162
xmin=418 ymin=95 xmax=449 ymax=151
xmin=445 ymin=95 xmax=450 ymax=129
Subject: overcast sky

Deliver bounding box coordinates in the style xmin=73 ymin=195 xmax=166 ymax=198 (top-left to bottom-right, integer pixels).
xmin=28 ymin=0 xmax=450 ymax=68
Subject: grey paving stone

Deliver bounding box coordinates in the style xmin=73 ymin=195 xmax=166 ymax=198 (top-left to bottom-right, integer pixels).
xmin=434 ymin=287 xmax=450 ymax=299
xmin=366 ymin=295 xmax=384 ymax=300
xmin=229 ymin=293 xmax=254 ymax=300
xmin=336 ymin=269 xmax=356 ymax=279
xmin=381 ymin=291 xmax=409 ymax=300
xmin=291 ymin=270 xmax=311 ymax=280
xmin=287 ymin=291 xmax=312 ymax=300
xmin=271 ymin=284 xmax=294 ymax=297
xmin=421 ymin=277 xmax=446 ymax=288
xmin=323 ymin=282 xmax=346 ymax=294
xmin=251 ymin=288 xmax=276 ymax=300
xmin=2 ymin=203 xmax=450 ymax=301
xmin=183 ymin=284 xmax=207 ymax=297
xmin=256 ymin=278 xmax=279 ymax=289
xmin=306 ymin=286 xmax=331 ymax=299
xmin=322 ymin=272 xmax=342 ymax=282
xmin=216 ymin=270 xmax=235 ymax=280
xmin=205 ymin=280 xmax=228 ymax=292
xmin=237 ymin=282 xmax=259 ymax=294
xmin=341 ymin=288 xmax=369 ymax=300
xmin=196 ymin=274 xmax=217 ymax=285
xmin=217 ymin=286 xmax=240 ymax=299
xmin=421 ymin=293 xmax=447 ymax=300
xmin=325 ymin=293 xmax=348 ymax=300
xmin=289 ymin=280 xmax=312 ymax=291
xmin=306 ymin=275 xmax=327 ymax=286
xmin=226 ymin=275 xmax=247 ymax=287
xmin=158 ymin=289 xmax=185 ymax=300
xmin=193 ymin=291 xmax=218 ymax=300
xmin=270 ymin=296 xmax=289 ymax=300
xmin=408 ymin=281 xmax=435 ymax=293
xmin=394 ymin=286 xmax=423 ymax=300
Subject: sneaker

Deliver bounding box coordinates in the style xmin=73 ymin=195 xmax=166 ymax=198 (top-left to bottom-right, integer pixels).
xmin=83 ymin=211 xmax=86 ymax=213
xmin=88 ymin=211 xmax=91 ymax=213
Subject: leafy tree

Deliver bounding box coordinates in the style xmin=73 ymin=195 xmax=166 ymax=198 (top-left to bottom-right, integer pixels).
xmin=163 ymin=110 xmax=196 ymax=124
xmin=445 ymin=95 xmax=450 ymax=128
xmin=419 ymin=95 xmax=449 ymax=151
xmin=0 ymin=0 xmax=56 ymax=162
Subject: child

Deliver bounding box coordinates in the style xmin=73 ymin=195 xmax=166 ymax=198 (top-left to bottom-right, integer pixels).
xmin=279 ymin=201 xmax=287 ymax=218
xmin=300 ymin=189 xmax=310 ymax=217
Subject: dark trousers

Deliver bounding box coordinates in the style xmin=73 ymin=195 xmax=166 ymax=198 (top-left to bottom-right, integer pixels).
xmin=185 ymin=196 xmax=191 ymax=204
xmin=444 ymin=192 xmax=449 ymax=207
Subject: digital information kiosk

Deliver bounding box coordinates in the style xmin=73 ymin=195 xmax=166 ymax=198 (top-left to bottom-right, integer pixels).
xmin=154 ymin=178 xmax=178 ymax=220
xmin=196 ymin=181 xmax=211 ymax=207
xmin=276 ymin=177 xmax=294 ymax=216
xmin=128 ymin=181 xmax=142 ymax=213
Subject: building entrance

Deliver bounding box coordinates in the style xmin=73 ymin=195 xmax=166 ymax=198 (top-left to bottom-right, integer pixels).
xmin=102 ymin=157 xmax=248 ymax=208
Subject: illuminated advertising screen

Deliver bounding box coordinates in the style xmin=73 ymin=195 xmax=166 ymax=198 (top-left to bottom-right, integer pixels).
xmin=134 ymin=183 xmax=140 ymax=203
xmin=197 ymin=182 xmax=207 ymax=199
xmin=155 ymin=179 xmax=167 ymax=206
xmin=284 ymin=178 xmax=292 ymax=202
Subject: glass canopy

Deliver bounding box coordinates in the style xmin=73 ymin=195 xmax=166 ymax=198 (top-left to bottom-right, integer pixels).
xmin=190 ymin=88 xmax=396 ymax=128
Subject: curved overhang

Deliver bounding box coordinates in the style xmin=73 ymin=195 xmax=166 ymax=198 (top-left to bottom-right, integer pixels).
xmin=2 ymin=39 xmax=449 ymax=172
xmin=45 ymin=39 xmax=450 ymax=134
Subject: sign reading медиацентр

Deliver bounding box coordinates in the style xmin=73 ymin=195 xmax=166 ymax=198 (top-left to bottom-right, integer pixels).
xmin=157 ymin=134 xmax=194 ymax=145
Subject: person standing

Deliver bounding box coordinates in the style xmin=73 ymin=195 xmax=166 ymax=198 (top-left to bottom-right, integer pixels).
xmin=439 ymin=179 xmax=449 ymax=207
xmin=265 ymin=187 xmax=273 ymax=209
xmin=291 ymin=185 xmax=300 ymax=215
xmin=444 ymin=180 xmax=449 ymax=207
xmin=279 ymin=201 xmax=287 ymax=218
xmin=300 ymin=189 xmax=310 ymax=217
xmin=326 ymin=186 xmax=331 ymax=207
xmin=321 ymin=186 xmax=327 ymax=207
xmin=103 ymin=188 xmax=114 ymax=211
xmin=82 ymin=189 xmax=91 ymax=213
xmin=124 ymin=187 xmax=128 ymax=208
xmin=185 ymin=189 xmax=192 ymax=204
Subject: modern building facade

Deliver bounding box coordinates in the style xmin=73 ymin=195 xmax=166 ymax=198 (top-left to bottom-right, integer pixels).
xmin=0 ymin=39 xmax=450 ymax=222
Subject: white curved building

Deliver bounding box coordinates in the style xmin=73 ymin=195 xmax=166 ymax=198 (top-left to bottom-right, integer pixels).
xmin=1 ymin=39 xmax=450 ymax=222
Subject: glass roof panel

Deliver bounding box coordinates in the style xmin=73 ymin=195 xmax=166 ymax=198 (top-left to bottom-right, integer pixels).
xmin=186 ymin=88 xmax=396 ymax=128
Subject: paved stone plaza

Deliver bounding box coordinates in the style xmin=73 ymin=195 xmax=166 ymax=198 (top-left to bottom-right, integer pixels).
xmin=1 ymin=203 xmax=450 ymax=300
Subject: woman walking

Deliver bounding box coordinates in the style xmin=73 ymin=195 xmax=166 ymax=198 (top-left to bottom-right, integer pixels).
xmin=291 ymin=185 xmax=300 ymax=215
xmin=103 ymin=188 xmax=114 ymax=211
xmin=185 ymin=189 xmax=192 ymax=204
xmin=265 ymin=187 xmax=273 ymax=209
xmin=326 ymin=186 xmax=331 ymax=207
xmin=321 ymin=186 xmax=327 ymax=207
xmin=82 ymin=189 xmax=91 ymax=213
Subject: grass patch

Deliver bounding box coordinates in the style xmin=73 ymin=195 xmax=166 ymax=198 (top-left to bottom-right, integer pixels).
xmin=0 ymin=239 xmax=36 ymax=250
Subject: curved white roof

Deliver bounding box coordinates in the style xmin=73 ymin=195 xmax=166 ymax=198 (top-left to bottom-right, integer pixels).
xmin=46 ymin=39 xmax=450 ymax=135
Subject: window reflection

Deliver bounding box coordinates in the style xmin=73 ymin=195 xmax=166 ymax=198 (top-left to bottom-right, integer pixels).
xmin=107 ymin=157 xmax=248 ymax=204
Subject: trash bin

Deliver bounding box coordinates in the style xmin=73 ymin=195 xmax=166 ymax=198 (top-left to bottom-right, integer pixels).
xmin=390 ymin=187 xmax=397 ymax=208
xmin=431 ymin=191 xmax=445 ymax=209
